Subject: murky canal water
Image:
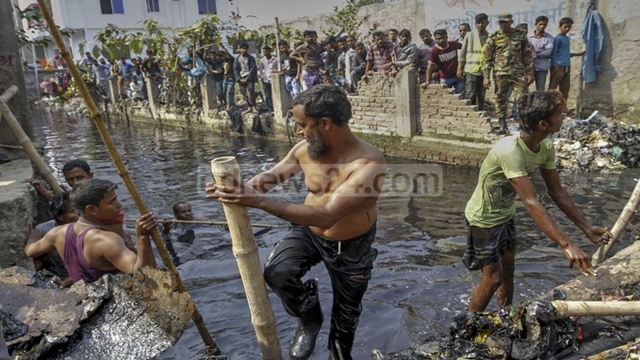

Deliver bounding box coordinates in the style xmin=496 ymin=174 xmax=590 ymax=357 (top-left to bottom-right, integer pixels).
xmin=33 ymin=108 xmax=639 ymax=359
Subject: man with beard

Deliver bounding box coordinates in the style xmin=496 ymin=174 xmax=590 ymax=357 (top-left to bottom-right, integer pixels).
xmin=206 ymin=84 xmax=385 ymax=360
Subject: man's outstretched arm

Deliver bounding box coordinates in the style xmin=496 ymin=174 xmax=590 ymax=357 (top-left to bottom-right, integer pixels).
xmin=540 ymin=168 xmax=611 ymax=245
xmin=245 ymin=141 xmax=303 ymax=193
xmin=509 ymin=176 xmax=597 ymax=276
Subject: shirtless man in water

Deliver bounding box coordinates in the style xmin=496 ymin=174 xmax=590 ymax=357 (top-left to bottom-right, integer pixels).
xmin=25 ymin=179 xmax=157 ymax=284
xmin=206 ymin=84 xmax=386 ymax=360
xmin=25 ymin=159 xmax=135 ymax=251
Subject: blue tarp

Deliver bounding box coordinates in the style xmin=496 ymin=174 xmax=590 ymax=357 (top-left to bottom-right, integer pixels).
xmin=581 ymin=9 xmax=604 ymax=83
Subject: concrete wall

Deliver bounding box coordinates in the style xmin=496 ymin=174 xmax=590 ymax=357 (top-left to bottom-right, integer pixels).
xmin=0 ymin=160 xmax=36 ymax=269
xmin=0 ymin=0 xmax=33 ymax=148
xmin=581 ymin=0 xmax=640 ymax=119
xmin=260 ymin=0 xmax=640 ymax=122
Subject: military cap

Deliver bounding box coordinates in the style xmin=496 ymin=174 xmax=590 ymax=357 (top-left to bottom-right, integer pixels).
xmin=498 ymin=13 xmax=513 ymax=21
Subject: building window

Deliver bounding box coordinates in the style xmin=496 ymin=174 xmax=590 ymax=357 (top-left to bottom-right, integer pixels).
xmin=197 ymin=0 xmax=216 ymax=14
xmin=147 ymin=0 xmax=160 ymax=12
xmin=100 ymin=0 xmax=124 ymax=14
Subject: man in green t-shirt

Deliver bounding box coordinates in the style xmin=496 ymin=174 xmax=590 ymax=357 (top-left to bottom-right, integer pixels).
xmin=463 ymin=91 xmax=611 ymax=312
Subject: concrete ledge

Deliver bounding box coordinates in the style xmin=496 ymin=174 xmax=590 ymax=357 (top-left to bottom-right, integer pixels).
xmin=0 ymin=159 xmax=35 ymax=268
xmin=354 ymin=132 xmax=490 ymax=166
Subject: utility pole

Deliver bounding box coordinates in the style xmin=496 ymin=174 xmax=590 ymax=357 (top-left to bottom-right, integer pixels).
xmin=0 ymin=0 xmax=33 ymax=149
xmin=275 ymin=17 xmax=281 ymax=71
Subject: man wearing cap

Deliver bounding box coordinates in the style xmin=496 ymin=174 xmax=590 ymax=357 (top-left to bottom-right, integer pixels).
xmin=483 ymin=13 xmax=534 ymax=135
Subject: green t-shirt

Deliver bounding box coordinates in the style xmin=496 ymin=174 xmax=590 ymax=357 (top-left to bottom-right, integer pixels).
xmin=465 ymin=135 xmax=556 ymax=228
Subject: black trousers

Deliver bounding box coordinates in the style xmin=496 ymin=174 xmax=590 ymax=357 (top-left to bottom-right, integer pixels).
xmin=264 ymin=224 xmax=377 ymax=359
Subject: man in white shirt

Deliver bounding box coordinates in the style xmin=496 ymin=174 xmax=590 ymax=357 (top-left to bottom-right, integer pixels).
xmin=258 ymin=45 xmax=278 ymax=111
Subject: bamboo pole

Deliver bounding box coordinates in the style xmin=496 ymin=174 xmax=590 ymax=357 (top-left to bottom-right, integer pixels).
xmin=552 ymin=300 xmax=640 ymax=318
xmin=126 ymin=218 xmax=276 ymax=228
xmin=36 ymin=1 xmax=223 ymax=357
xmin=0 ymin=85 xmax=63 ymax=194
xmin=592 ymin=177 xmax=640 ymax=265
xmin=210 ymin=156 xmax=282 ymax=360
xmin=584 ymin=342 xmax=637 ymax=360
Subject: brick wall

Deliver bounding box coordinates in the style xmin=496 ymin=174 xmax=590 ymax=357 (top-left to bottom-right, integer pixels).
xmin=348 ymin=74 xmax=397 ymax=135
xmin=347 ymin=72 xmax=499 ymax=143
xmin=349 ymin=96 xmax=396 ymax=135
xmin=419 ymin=84 xmax=498 ymax=142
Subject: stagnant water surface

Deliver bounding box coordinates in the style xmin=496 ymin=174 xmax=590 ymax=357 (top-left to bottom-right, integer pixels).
xmin=33 ymin=109 xmax=639 ymax=359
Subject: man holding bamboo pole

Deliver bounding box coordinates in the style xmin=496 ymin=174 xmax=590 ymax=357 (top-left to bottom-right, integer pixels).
xmin=25 ymin=179 xmax=158 ymax=284
xmin=464 ymin=91 xmax=612 ymax=312
xmin=206 ymin=84 xmax=385 ymax=360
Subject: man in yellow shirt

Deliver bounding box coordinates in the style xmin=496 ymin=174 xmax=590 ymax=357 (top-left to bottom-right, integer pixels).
xmin=464 ymin=91 xmax=611 ymax=312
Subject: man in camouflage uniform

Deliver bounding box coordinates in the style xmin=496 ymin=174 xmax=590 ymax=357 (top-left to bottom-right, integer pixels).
xmin=483 ymin=13 xmax=534 ymax=135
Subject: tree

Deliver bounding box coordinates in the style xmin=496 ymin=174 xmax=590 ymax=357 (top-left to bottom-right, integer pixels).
xmin=321 ymin=0 xmax=381 ymax=41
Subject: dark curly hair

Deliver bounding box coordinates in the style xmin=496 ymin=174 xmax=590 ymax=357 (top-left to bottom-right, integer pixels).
xmin=293 ymin=84 xmax=351 ymax=127
xmin=517 ymin=91 xmax=566 ymax=134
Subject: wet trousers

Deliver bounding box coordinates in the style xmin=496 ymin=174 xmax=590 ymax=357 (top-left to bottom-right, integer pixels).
xmin=493 ymin=73 xmax=528 ymax=119
xmin=264 ymin=224 xmax=377 ymax=359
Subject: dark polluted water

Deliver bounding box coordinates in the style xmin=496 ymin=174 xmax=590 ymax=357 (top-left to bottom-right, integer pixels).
xmin=32 ymin=108 xmax=639 ymax=359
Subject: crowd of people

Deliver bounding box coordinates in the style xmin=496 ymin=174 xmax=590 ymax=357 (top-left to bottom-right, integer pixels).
xmin=275 ymin=13 xmax=583 ymax=136
xmin=78 ymin=50 xmax=164 ymax=102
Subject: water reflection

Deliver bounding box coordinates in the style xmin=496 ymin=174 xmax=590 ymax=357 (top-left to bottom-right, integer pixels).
xmin=32 ymin=109 xmax=638 ymax=359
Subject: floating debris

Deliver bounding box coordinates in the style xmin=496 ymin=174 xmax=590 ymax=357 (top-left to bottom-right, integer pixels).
xmin=554 ymin=111 xmax=640 ymax=172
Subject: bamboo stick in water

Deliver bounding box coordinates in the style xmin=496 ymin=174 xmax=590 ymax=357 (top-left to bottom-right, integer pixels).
xmin=210 ymin=156 xmax=282 ymax=359
xmin=592 ymin=177 xmax=640 ymax=265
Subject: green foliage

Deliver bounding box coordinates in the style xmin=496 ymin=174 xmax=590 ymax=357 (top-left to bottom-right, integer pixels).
xmin=321 ymin=0 xmax=373 ymax=41
xmin=86 ymin=15 xmax=224 ymax=115
xmin=178 ymin=15 xmax=222 ymax=51
xmin=91 ymin=24 xmax=131 ymax=61
xmin=14 ymin=4 xmax=74 ymax=48
xmin=278 ymin=25 xmax=304 ymax=46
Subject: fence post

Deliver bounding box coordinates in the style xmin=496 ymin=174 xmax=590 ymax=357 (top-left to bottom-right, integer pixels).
xmin=271 ymin=73 xmax=291 ymax=125
xmin=201 ymin=74 xmax=218 ymax=117
xmin=394 ymin=69 xmax=418 ymax=137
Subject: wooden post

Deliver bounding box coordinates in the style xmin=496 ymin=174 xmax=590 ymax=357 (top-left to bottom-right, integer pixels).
xmin=210 ymin=156 xmax=282 ymax=360
xmin=201 ymin=74 xmax=218 ymax=117
xmin=36 ymin=1 xmax=224 ymax=357
xmin=552 ymin=300 xmax=640 ymax=318
xmin=145 ymin=77 xmax=159 ymax=120
xmin=592 ymin=177 xmax=640 ymax=265
xmin=0 ymin=85 xmax=63 ymax=194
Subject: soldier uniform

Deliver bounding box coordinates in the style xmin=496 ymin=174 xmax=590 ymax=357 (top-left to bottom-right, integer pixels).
xmin=483 ymin=13 xmax=534 ymax=133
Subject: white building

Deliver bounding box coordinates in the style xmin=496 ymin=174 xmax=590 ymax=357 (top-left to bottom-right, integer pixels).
xmin=16 ymin=0 xmax=232 ymax=62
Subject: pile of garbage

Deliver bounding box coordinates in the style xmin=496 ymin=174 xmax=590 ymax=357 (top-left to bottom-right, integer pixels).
xmin=372 ymin=301 xmax=578 ymax=360
xmin=554 ymin=111 xmax=640 ymax=172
